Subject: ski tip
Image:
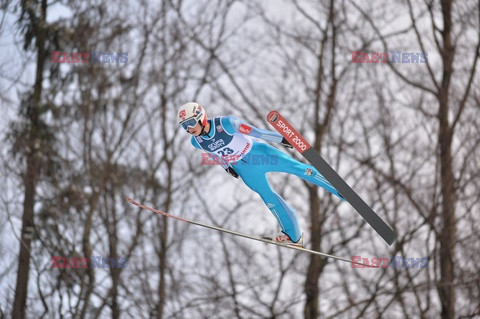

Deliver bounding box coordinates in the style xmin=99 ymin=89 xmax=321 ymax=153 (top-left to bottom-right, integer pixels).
xmin=125 ymin=196 xmax=135 ymax=204
xmin=267 ymin=110 xmax=280 ymax=123
xmin=386 ymin=234 xmax=398 ymax=246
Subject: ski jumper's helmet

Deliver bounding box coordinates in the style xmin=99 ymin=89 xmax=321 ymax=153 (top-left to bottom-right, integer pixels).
xmin=177 ymin=102 xmax=207 ymax=130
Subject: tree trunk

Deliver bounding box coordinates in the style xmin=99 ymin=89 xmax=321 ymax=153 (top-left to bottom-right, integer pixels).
xmin=304 ymin=189 xmax=326 ymax=319
xmin=437 ymin=0 xmax=456 ymax=318
xmin=156 ymin=97 xmax=173 ymax=319
xmin=12 ymin=0 xmax=47 ymax=318
xmin=304 ymin=2 xmax=337 ymax=317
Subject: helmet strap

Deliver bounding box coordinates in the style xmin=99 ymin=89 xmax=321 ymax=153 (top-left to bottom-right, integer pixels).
xmin=200 ymin=119 xmax=211 ymax=136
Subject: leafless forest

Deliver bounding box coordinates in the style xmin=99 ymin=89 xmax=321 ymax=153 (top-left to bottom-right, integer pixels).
xmin=1 ymin=0 xmax=479 ymax=318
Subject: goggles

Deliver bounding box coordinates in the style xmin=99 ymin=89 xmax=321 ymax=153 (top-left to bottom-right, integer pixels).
xmin=180 ymin=117 xmax=198 ymax=130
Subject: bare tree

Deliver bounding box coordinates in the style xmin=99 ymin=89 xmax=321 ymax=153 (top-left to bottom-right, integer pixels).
xmin=347 ymin=0 xmax=480 ymax=318
xmin=10 ymin=1 xmax=49 ymax=318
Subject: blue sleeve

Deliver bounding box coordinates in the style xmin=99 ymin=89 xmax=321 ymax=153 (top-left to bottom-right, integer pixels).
xmin=221 ymin=115 xmax=283 ymax=143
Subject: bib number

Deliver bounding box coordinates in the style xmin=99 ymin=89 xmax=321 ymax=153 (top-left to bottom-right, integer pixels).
xmin=217 ymin=147 xmax=234 ymax=156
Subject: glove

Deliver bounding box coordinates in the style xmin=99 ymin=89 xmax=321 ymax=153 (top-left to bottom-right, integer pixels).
xmin=225 ymin=167 xmax=239 ymax=178
xmin=280 ymin=137 xmax=293 ymax=149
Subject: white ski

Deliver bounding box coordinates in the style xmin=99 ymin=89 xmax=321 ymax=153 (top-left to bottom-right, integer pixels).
xmin=125 ymin=197 xmax=373 ymax=267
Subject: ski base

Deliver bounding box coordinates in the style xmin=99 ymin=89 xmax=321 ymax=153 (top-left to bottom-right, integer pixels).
xmin=267 ymin=111 xmax=397 ymax=245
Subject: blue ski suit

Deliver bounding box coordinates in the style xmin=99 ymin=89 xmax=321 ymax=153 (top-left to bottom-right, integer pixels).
xmin=191 ymin=115 xmax=344 ymax=242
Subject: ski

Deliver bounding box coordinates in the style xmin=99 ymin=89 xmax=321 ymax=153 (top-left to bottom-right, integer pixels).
xmin=267 ymin=111 xmax=397 ymax=245
xmin=125 ymin=196 xmax=374 ymax=267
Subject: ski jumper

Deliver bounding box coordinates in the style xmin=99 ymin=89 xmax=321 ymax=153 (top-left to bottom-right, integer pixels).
xmin=191 ymin=116 xmax=344 ymax=242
